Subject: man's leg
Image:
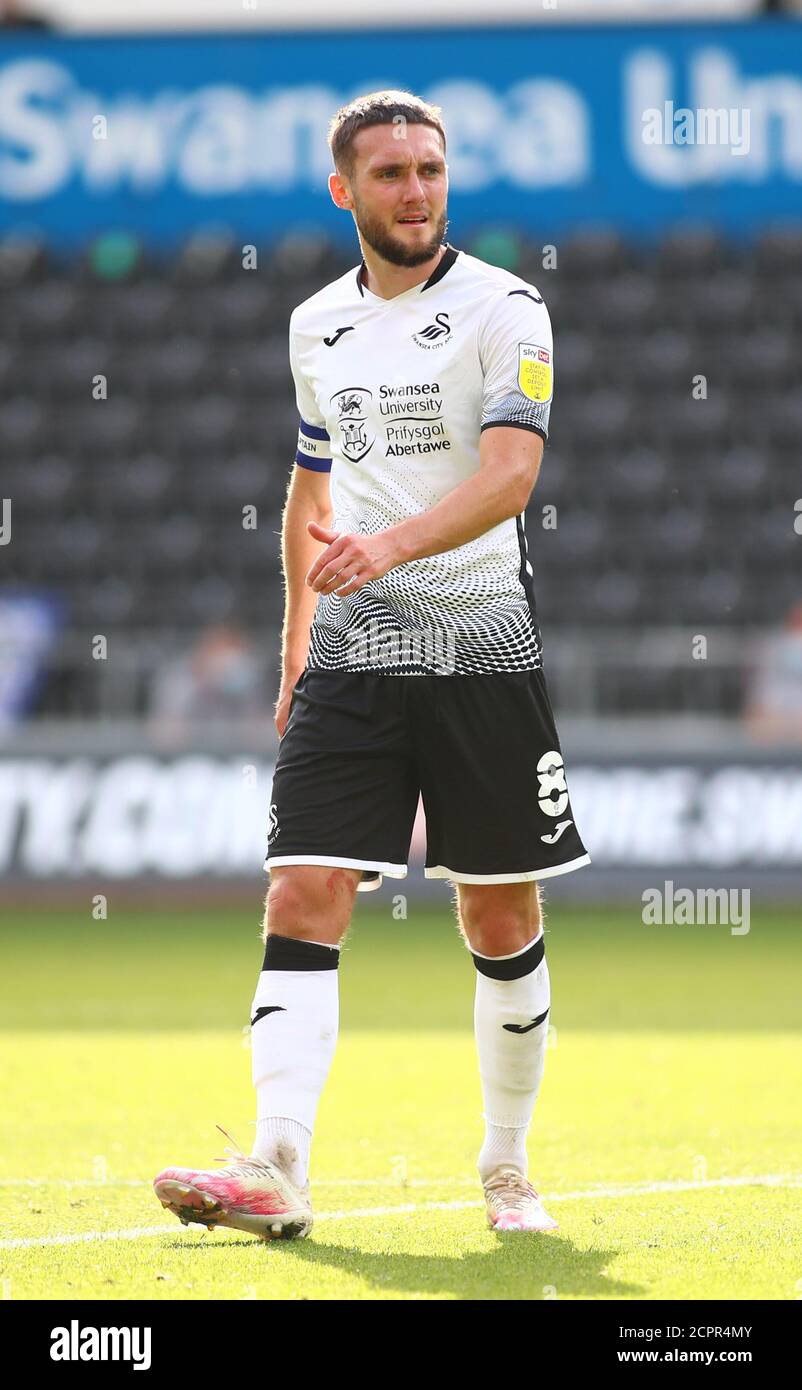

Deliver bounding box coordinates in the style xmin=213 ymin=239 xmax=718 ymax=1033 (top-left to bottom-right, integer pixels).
xmin=455 ymin=880 xmax=549 ymax=1183
xmin=249 ymin=864 xmax=360 ymax=1189
xmin=152 ymin=862 xmax=358 ymax=1240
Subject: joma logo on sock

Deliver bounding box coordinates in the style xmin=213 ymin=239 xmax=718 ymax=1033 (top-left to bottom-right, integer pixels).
xmin=50 ymin=1321 xmax=151 ymax=1370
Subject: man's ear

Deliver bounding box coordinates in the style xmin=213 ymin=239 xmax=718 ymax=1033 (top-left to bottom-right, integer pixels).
xmin=329 ymin=171 xmax=352 ymax=210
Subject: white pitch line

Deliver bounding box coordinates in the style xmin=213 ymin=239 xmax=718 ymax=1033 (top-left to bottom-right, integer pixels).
xmin=1 ymin=1173 xmax=799 ymax=1251
xmin=554 ymin=1173 xmax=802 ymax=1199
xmin=1 ymin=1172 xmax=801 ymax=1194
xmin=0 ymin=1179 xmax=152 ymax=1189
xmin=0 ymin=1177 xmax=478 ymax=1190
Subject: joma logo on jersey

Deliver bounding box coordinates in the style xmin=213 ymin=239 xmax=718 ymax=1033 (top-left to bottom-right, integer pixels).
xmin=412 ymin=312 xmax=451 ymax=350
xmin=332 ymin=388 xmax=375 ymax=463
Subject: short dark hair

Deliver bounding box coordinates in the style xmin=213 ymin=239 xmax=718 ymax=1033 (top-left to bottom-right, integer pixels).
xmin=328 ymin=89 xmax=446 ymax=182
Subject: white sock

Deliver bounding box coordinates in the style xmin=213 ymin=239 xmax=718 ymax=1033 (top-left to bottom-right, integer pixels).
xmin=479 ymin=1121 xmax=530 ymax=1179
xmin=249 ymin=934 xmax=340 ymax=1187
xmin=253 ymin=1117 xmax=311 ymax=1191
xmin=471 ymin=928 xmax=550 ymax=1183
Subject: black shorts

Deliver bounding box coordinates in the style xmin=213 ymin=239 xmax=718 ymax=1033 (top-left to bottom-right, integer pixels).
xmin=264 ymin=669 xmax=590 ymax=892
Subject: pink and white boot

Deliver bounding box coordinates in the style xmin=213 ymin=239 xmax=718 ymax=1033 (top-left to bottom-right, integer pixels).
xmin=483 ymin=1165 xmax=559 ymax=1233
xmin=153 ymin=1125 xmax=312 ymax=1241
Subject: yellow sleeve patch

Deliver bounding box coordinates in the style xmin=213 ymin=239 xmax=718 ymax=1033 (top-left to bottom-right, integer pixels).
xmin=517 ymin=343 xmax=553 ymax=403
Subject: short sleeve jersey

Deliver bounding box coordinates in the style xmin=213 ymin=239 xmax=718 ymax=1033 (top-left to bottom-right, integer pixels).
xmin=289 ymin=244 xmax=553 ymax=675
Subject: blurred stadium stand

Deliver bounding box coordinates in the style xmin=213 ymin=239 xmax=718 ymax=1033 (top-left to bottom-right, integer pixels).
xmin=1 ymin=3 xmax=800 ymax=899
xmin=2 ymin=222 xmax=800 ymax=723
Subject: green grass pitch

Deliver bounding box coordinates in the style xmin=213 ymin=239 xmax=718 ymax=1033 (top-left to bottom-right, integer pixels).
xmin=1 ymin=898 xmax=800 ymax=1301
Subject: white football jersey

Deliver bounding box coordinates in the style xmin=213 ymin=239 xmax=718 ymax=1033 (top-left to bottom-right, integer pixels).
xmin=290 ymin=243 xmax=553 ymax=675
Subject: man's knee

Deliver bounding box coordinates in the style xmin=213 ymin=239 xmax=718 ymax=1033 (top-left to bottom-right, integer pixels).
xmin=457 ymin=883 xmax=542 ymax=957
xmin=262 ymin=865 xmax=361 ymax=944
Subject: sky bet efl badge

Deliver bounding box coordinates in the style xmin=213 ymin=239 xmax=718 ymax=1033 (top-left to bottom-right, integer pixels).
xmin=518 ymin=344 xmax=552 ymax=403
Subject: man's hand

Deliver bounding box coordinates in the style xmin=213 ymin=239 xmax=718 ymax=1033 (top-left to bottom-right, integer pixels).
xmin=274 ymin=667 xmax=305 ymax=739
xmin=305 ymin=520 xmax=405 ymax=597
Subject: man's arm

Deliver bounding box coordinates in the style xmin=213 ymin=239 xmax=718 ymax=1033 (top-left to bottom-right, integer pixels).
xmin=275 ymin=464 xmax=333 ymax=733
xmin=306 ymin=427 xmax=542 ymax=597
xmin=391 ymin=425 xmax=543 ymax=562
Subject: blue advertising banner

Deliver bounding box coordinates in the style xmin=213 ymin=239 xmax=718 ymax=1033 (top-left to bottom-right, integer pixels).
xmin=0 ymin=750 xmax=799 ymax=886
xmin=0 ymin=21 xmax=800 ymax=247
